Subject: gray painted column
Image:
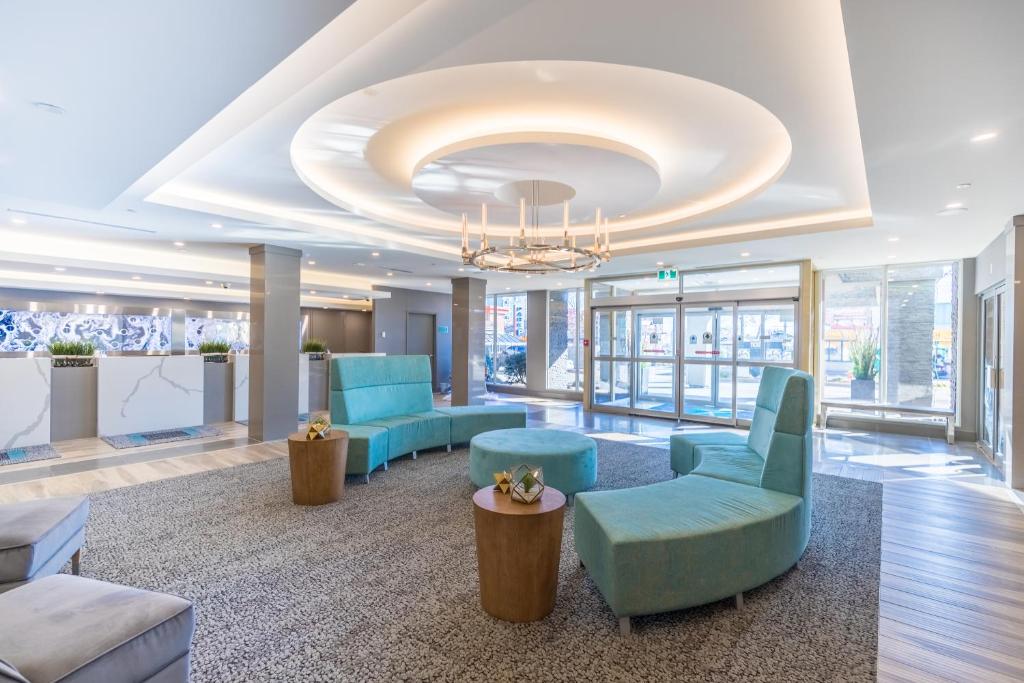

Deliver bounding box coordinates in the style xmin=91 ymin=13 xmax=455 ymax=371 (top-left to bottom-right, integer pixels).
xmin=1007 ymin=216 xmax=1024 ymax=489
xmin=248 ymin=244 xmax=301 ymax=442
xmin=526 ymin=289 xmax=548 ymax=392
xmin=451 ymin=277 xmax=487 ymax=405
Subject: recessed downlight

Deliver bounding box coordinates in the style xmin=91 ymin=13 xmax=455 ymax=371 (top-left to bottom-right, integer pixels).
xmin=937 ymin=206 xmax=968 ymax=216
xmin=173 ymin=241 xmax=185 ymax=247
xmin=309 ymin=290 xmax=317 ymax=295
xmin=945 ymin=202 xmax=964 ymax=209
xmin=210 ymin=222 xmax=222 ymax=229
xmin=740 ymin=251 xmax=751 ymax=257
xmin=54 ymin=266 xmax=66 ymax=272
xmin=387 ymin=272 xmax=394 ymax=277
xmin=970 ymin=131 xmax=998 ymax=142
xmin=371 ymin=252 xmax=380 ymax=257
xmin=656 ymin=261 xmax=665 ymax=266
xmin=307 ymin=260 xmax=316 ymax=266
xmin=205 ymin=280 xmax=214 ymax=285
xmin=131 ymin=275 xmax=142 ymax=280
xmin=956 ymin=182 xmax=972 ymax=190
xmin=426 ymin=282 xmax=432 ymax=286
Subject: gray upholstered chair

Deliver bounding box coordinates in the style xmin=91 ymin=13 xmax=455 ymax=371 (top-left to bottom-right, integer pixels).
xmin=0 ymin=496 xmax=89 ymax=594
xmin=0 ymin=575 xmax=195 ymax=682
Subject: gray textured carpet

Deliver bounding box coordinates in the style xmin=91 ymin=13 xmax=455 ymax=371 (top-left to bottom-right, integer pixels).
xmin=78 ymin=440 xmax=881 ymax=682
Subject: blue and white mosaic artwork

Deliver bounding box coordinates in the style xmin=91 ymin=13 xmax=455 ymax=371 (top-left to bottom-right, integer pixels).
xmin=0 ymin=310 xmax=171 ymax=352
xmin=185 ymin=318 xmax=250 ymax=351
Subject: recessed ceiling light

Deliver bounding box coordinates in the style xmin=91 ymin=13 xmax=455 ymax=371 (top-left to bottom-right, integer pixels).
xmin=936 ymin=206 xmax=968 ymax=216
xmin=457 ymin=267 xmax=465 ymax=272
xmin=54 ymin=266 xmax=66 ymax=272
xmin=95 ymin=291 xmax=105 ymax=295
xmin=945 ymin=202 xmax=964 ymax=209
xmin=183 ymin=297 xmax=191 ymax=301
xmin=618 ymin=214 xmax=626 ymax=218
xmin=970 ymin=131 xmax=998 ymax=142
xmin=740 ymin=251 xmax=751 ymax=257
xmin=656 ymin=261 xmax=665 ymax=266
xmin=371 ymin=252 xmax=380 ymax=257
xmin=31 ymin=101 xmax=65 ymax=116
xmin=10 ymin=216 xmax=26 ymax=224
xmin=956 ymin=182 xmax=972 ymax=190
xmin=426 ymin=282 xmax=432 ymax=286
xmin=525 ymin=275 xmax=532 ymax=279
xmin=322 ymin=306 xmax=329 ymax=310
xmin=343 ymin=294 xmax=349 ymax=299
xmin=386 ymin=272 xmax=394 ymax=277
xmin=505 ymin=287 xmax=511 ymax=290
xmin=173 ymin=241 xmax=185 ymax=247
xmin=309 ymin=290 xmax=317 ymax=295
xmin=210 ymin=222 xmax=222 ymax=229
xmin=556 ymin=282 xmax=563 ymax=286
xmin=131 ymin=275 xmax=142 ymax=280
xmin=307 ymin=260 xmax=316 ymax=266
xmin=205 ymin=280 xmax=213 ymax=285
xmin=887 ymin=237 xmax=899 ymax=242
xmin=356 ymin=262 xmax=366 ymax=267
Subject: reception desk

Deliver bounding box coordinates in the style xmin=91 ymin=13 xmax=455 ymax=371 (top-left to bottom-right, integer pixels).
xmin=0 ymin=357 xmax=51 ymax=449
xmin=96 ymin=356 xmax=204 ymax=436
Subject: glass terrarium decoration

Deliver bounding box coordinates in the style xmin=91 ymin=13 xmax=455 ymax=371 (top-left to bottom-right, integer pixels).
xmin=306 ymin=416 xmax=331 ymax=441
xmin=493 ymin=470 xmax=512 ymax=494
xmin=510 ymin=464 xmax=544 ymax=504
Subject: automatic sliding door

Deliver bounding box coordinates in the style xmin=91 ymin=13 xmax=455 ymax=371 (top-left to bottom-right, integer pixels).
xmin=735 ymin=302 xmax=796 ymax=421
xmin=633 ymin=308 xmax=677 ymax=414
xmin=592 ymin=309 xmax=631 ymax=410
xmin=682 ymin=305 xmax=735 ymax=422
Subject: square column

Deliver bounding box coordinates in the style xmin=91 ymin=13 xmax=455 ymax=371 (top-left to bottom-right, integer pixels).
xmin=248 ymin=244 xmax=302 ymax=441
xmin=451 ymin=277 xmax=487 ymax=405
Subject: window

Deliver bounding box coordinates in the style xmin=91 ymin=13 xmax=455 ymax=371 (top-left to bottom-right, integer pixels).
xmin=486 ymin=293 xmax=528 ymax=386
xmin=546 ymin=288 xmax=583 ymax=392
xmin=591 ymin=274 xmax=679 ymax=298
xmin=683 ymin=264 xmax=800 ymax=294
xmin=820 ymin=262 xmax=957 ymax=410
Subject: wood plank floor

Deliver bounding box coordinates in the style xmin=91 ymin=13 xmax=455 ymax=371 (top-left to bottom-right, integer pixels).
xmin=1 ymin=396 xmax=1021 ymax=681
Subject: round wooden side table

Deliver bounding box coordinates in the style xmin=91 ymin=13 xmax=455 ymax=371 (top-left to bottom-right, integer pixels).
xmin=472 ymin=485 xmax=566 ymax=622
xmin=287 ymin=430 xmax=349 ymax=505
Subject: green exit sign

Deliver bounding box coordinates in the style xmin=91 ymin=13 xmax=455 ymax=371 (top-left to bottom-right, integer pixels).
xmin=657 ymin=269 xmax=678 ymax=280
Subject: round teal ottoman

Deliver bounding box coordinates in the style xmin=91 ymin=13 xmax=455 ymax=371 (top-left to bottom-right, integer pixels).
xmin=469 ymin=428 xmax=598 ymax=501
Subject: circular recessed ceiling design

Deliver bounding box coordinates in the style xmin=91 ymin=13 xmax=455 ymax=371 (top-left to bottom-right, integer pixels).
xmin=291 ymin=61 xmax=791 ymax=240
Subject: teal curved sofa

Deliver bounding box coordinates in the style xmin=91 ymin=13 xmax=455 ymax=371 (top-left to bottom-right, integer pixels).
xmin=329 ymin=355 xmax=526 ymax=480
xmin=574 ymin=366 xmax=813 ymax=635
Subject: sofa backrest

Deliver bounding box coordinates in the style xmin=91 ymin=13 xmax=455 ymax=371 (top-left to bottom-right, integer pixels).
xmin=330 ymin=355 xmax=434 ymax=424
xmin=745 ymin=366 xmax=814 ymax=498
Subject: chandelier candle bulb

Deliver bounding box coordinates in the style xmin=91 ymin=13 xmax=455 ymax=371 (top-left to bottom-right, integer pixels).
xmin=519 ymin=197 xmax=527 ymax=244
xmin=594 ymin=207 xmax=602 ymax=249
xmin=481 ymin=203 xmax=488 ymax=249
xmin=563 ymin=200 xmax=570 ymax=246
xmin=603 ymin=217 xmax=610 ymax=251
xmin=461 ymin=213 xmax=469 ymax=253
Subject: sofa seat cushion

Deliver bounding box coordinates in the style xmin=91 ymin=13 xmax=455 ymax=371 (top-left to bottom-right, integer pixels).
xmin=0 ymin=575 xmax=195 ymax=683
xmin=691 ymin=444 xmax=765 ymax=487
xmin=436 ymin=405 xmax=527 ymax=444
xmin=331 ymin=425 xmax=388 ymax=476
xmin=669 ymin=431 xmax=747 ymax=475
xmin=574 ymin=475 xmax=804 ymax=617
xmin=364 ymin=411 xmax=451 ymax=459
xmin=0 ymin=496 xmax=89 ymax=584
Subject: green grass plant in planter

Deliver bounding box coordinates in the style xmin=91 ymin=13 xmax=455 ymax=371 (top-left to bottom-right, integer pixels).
xmin=199 ymin=340 xmax=232 ymax=363
xmin=302 ymin=339 xmax=328 ymax=360
xmin=48 ymin=340 xmax=96 ymax=368
xmin=848 ymin=333 xmax=879 ymax=401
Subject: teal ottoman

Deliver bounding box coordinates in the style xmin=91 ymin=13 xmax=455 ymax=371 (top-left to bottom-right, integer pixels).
xmin=469 ymin=428 xmax=597 ymax=503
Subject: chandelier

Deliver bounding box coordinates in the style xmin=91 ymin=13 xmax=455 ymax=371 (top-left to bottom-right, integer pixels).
xmin=460 ymin=182 xmax=611 ymax=273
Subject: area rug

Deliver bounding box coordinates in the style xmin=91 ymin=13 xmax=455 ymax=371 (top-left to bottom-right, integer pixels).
xmin=78 ymin=440 xmax=881 ymax=682
xmin=0 ymin=443 xmax=60 ymax=466
xmin=100 ymin=425 xmax=221 ymax=449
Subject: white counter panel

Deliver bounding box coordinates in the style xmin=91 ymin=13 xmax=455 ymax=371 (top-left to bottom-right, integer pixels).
xmin=298 ymin=353 xmax=310 ymax=415
xmin=233 ymin=355 xmax=249 ymax=422
xmin=0 ymin=358 xmax=51 ymax=449
xmin=97 ymin=356 xmax=203 ymax=436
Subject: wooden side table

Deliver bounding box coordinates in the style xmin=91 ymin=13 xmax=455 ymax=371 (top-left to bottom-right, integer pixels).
xmin=287 ymin=431 xmax=349 ymax=505
xmin=472 ymin=485 xmax=566 ymax=622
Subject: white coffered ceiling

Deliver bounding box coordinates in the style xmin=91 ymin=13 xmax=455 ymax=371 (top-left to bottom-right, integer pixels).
xmin=0 ymin=0 xmax=1020 ymax=300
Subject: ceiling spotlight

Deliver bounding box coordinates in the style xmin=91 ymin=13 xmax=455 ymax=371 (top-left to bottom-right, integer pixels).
xmin=426 ymin=282 xmax=432 ymax=286
xmin=740 ymin=251 xmax=751 ymax=257
xmin=887 ymin=237 xmax=899 ymax=242
xmin=183 ymin=297 xmax=191 ymax=301
xmin=945 ymin=202 xmax=964 ymax=209
xmin=386 ymin=272 xmax=394 ymax=277
xmin=131 ymin=275 xmax=142 ymax=280
xmin=307 ymin=260 xmax=316 ymax=266
xmin=656 ymin=261 xmax=665 ymax=266
xmin=525 ymin=275 xmax=532 ymax=279
xmin=457 ymin=267 xmax=465 ymax=272
xmin=95 ymin=291 xmax=105 ymax=295
xmin=556 ymin=282 xmax=563 ymax=286
xmin=936 ymin=206 xmax=968 ymax=216
xmin=505 ymin=287 xmax=511 ymax=291
xmin=309 ymin=290 xmax=317 ymax=295
xmin=343 ymin=295 xmax=350 ymax=299
xmin=54 ymin=266 xmax=66 ymax=272
xmin=956 ymin=182 xmax=972 ymax=190
xmin=371 ymin=252 xmax=380 ymax=257
xmin=205 ymin=280 xmax=213 ymax=285
xmin=970 ymin=131 xmax=998 ymax=142
xmin=173 ymin=241 xmax=185 ymax=247
xmin=31 ymin=101 xmax=65 ymax=116
xmin=322 ymin=306 xmax=329 ymax=310
xmin=210 ymin=223 xmax=222 ymax=229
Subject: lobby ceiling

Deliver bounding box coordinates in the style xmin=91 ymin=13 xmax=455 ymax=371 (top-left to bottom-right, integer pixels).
xmin=0 ymin=0 xmax=1021 ymax=300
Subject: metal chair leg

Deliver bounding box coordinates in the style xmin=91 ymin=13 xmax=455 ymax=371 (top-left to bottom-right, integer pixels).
xmin=447 ymin=444 xmax=452 ymax=453
xmin=412 ymin=450 xmax=417 ymax=460
xmin=618 ymin=617 xmax=631 ymax=636
xmin=364 ymin=474 xmax=370 ymax=484
xmin=734 ymin=592 xmax=744 ymax=610
xmin=71 ymin=549 xmax=81 ymax=575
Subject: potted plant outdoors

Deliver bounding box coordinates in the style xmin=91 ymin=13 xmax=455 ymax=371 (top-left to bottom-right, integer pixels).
xmin=199 ymin=340 xmax=231 ymax=363
xmin=849 ymin=333 xmax=879 ymax=401
xmin=48 ymin=340 xmax=96 ymax=368
xmin=301 ymin=338 xmax=328 ymax=361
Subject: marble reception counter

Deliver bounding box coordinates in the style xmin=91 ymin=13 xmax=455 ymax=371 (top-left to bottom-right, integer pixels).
xmin=97 ymin=356 xmax=204 ymax=436
xmin=0 ymin=357 xmax=51 ymax=449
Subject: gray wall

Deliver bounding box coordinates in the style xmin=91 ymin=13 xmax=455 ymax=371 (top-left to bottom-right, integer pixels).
xmin=975 ymin=230 xmax=1008 ymax=294
xmin=301 ymin=308 xmax=372 ymax=353
xmin=371 ymin=285 xmax=452 ymax=390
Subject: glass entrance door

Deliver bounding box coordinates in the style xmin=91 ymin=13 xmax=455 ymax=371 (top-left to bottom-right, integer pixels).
xmin=633 ymin=308 xmax=677 ymax=415
xmin=682 ymin=305 xmax=735 ymax=422
xmin=980 ymin=291 xmax=1005 ymax=469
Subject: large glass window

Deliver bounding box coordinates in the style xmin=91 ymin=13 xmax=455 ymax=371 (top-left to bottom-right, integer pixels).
xmin=546 ymin=288 xmax=583 ymax=392
xmin=820 ymin=262 xmax=957 ymax=410
xmin=486 ymin=293 xmax=528 ymax=386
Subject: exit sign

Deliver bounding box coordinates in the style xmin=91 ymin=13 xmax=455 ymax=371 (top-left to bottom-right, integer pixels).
xmin=657 ymin=269 xmax=678 ymax=280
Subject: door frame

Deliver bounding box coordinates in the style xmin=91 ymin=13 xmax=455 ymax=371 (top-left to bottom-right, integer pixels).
xmin=978 ymin=286 xmax=1004 ymax=464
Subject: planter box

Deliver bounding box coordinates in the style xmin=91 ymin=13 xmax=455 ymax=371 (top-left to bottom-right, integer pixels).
xmin=850 ymin=379 xmax=876 ymax=401
xmin=51 ymin=366 xmax=98 ymax=441
xmin=203 ymin=361 xmax=234 ymax=424
xmin=308 ymin=356 xmax=329 ymax=412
